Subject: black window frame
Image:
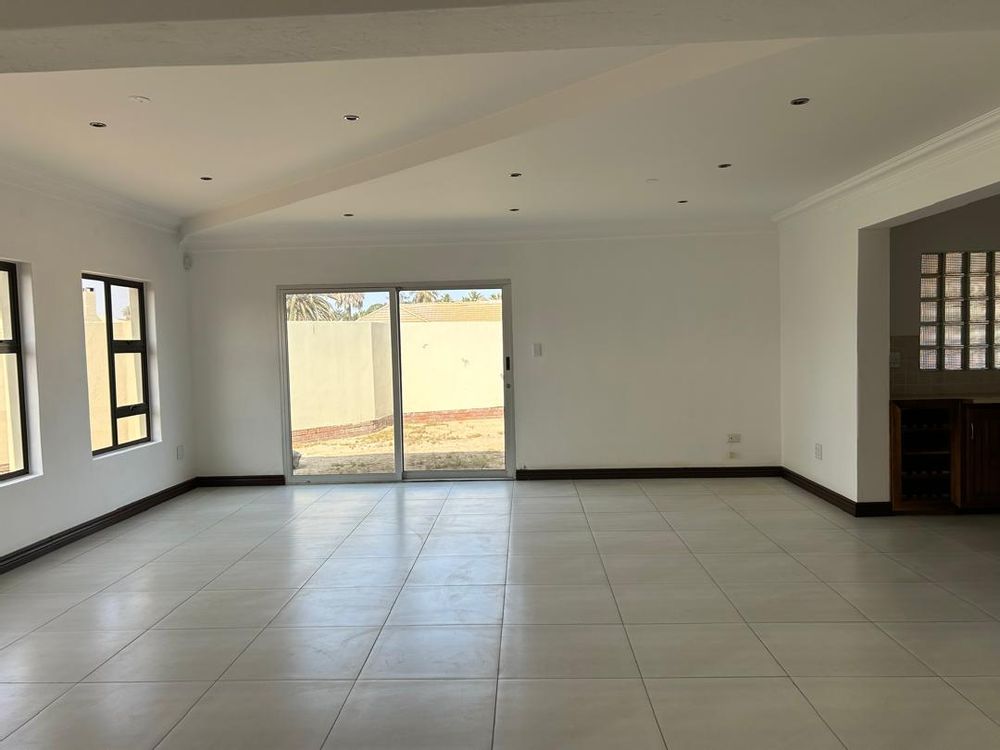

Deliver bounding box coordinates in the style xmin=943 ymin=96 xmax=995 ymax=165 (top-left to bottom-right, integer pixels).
xmin=0 ymin=261 xmax=29 ymax=480
xmin=82 ymin=273 xmax=151 ymax=455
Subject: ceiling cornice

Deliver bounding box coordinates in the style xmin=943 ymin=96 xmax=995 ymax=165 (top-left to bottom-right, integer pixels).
xmin=772 ymin=105 xmax=1000 ymax=223
xmin=0 ymin=156 xmax=180 ymax=234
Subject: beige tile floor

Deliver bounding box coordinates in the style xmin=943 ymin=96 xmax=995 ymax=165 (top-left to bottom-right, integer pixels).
xmin=2 ymin=477 xmax=1000 ymax=748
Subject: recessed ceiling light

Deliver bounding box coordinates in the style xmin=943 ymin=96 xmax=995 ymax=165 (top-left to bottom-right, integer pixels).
xmin=343 ymin=114 xmax=360 ymax=122
xmin=717 ymin=163 xmax=732 ymax=169
xmin=645 ymin=178 xmax=660 ymax=183
xmin=129 ymin=95 xmax=151 ymax=104
xmin=790 ymin=97 xmax=811 ymax=106
xmin=509 ymin=208 xmax=520 ymax=212
xmin=343 ymin=213 xmax=355 ymax=217
xmin=199 ymin=176 xmax=214 ymax=181
xmin=509 ymin=172 xmax=523 ymax=178
xmin=89 ymin=121 xmax=107 ymax=128
xmin=677 ymin=199 xmax=689 ymax=204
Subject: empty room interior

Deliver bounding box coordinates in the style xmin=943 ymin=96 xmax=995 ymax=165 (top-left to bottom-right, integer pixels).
xmin=4 ymin=1 xmax=1000 ymax=748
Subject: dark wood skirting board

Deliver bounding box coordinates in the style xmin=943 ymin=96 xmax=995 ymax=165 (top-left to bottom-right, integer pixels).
xmin=780 ymin=468 xmax=892 ymax=517
xmin=0 ymin=474 xmax=285 ymax=575
xmin=515 ymin=466 xmax=783 ymax=480
xmin=196 ymin=474 xmax=286 ymax=487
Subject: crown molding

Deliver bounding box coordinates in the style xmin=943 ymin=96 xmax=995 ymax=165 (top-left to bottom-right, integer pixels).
xmin=181 ymin=223 xmax=776 ymax=254
xmin=773 ymin=105 xmax=1000 ymax=223
xmin=0 ymin=156 xmax=180 ymax=234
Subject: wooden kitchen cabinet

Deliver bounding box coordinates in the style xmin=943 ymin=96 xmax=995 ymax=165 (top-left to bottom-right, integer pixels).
xmin=963 ymin=404 xmax=1000 ymax=509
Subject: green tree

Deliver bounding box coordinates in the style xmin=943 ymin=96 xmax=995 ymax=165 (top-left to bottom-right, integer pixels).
xmin=440 ymin=293 xmax=453 ymax=303
xmin=286 ymin=293 xmax=338 ymax=321
xmin=330 ymin=292 xmax=365 ymax=320
xmin=489 ymin=292 xmax=501 ymax=300
xmin=405 ymin=290 xmax=440 ymax=304
xmin=463 ymin=290 xmax=483 ymax=302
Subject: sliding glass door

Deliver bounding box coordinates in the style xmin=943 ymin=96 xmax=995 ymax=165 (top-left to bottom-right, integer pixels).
xmin=281 ymin=283 xmax=512 ymax=482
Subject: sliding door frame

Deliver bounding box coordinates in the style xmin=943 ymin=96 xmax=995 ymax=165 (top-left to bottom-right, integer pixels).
xmin=277 ymin=280 xmax=514 ymax=484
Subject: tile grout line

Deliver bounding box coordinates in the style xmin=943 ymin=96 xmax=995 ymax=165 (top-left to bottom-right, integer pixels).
xmin=662 ymin=482 xmax=850 ymax=750
xmin=490 ymin=485 xmax=514 ymax=750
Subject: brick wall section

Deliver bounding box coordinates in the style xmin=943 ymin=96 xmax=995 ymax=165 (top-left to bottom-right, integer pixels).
xmin=291 ymin=407 xmax=503 ymax=444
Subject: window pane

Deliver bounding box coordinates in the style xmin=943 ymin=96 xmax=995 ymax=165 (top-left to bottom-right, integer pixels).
xmin=969 ymin=252 xmax=988 ymax=274
xmin=970 ymin=274 xmax=988 ymax=298
xmin=945 ymin=253 xmax=964 ymax=274
xmin=919 ymin=349 xmax=938 ymax=370
xmin=0 ymin=353 xmax=25 ymax=475
xmin=944 ymin=325 xmax=963 ymax=346
xmin=944 ymin=276 xmax=964 ymax=298
xmin=920 ymin=326 xmax=937 ymax=346
xmin=920 ymin=302 xmax=938 ymax=323
xmin=944 ymin=348 xmax=963 ymax=370
xmin=969 ymin=348 xmax=987 ymax=370
xmin=110 ymin=285 xmax=143 ymax=341
xmin=117 ymin=414 xmax=148 ymax=444
xmin=970 ymin=299 xmax=987 ymax=322
xmin=944 ymin=300 xmax=963 ymax=322
xmin=969 ymin=324 xmax=987 ymax=346
xmin=921 ymin=254 xmax=939 ymax=274
xmin=114 ymin=353 xmax=144 ymax=407
xmin=920 ymin=277 xmax=939 ymax=299
xmin=82 ymin=279 xmax=112 ymax=451
xmin=0 ymin=270 xmax=14 ymax=341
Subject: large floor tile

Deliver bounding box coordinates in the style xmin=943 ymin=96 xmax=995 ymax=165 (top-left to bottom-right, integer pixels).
xmin=407 ymin=554 xmax=508 ymax=585
xmin=831 ymin=582 xmax=992 ymax=621
xmin=947 ymin=676 xmax=1000 ymax=724
xmin=493 ymin=679 xmax=666 ymax=750
xmin=508 ymin=531 xmax=596 ymax=556
xmin=421 ymin=533 xmax=508 ymax=556
xmin=439 ymin=497 xmax=512 ymax=515
xmin=0 ymin=684 xmax=72 ymax=740
xmin=223 ymin=626 xmax=379 ymax=680
xmin=646 ymin=677 xmax=843 ymax=750
xmin=203 ymin=559 xmax=323 ymax=590
xmin=0 ymin=594 xmax=92 ymax=631
xmin=877 ymin=622 xmax=1000 ymax=676
xmin=510 ymin=497 xmax=583 ymax=513
xmin=2 ymin=565 xmax=134 ymax=595
xmin=0 ymin=682 xmax=207 ymax=750
xmin=638 ymin=479 xmax=713 ymax=496
xmin=0 ymin=630 xmax=140 ymax=682
xmin=660 ymin=508 xmax=753 ymax=530
xmin=506 ymin=555 xmax=607 ymax=584
xmin=387 ymin=585 xmax=503 ymax=625
xmin=360 ymin=625 xmax=500 ymax=679
xmin=601 ymin=554 xmax=712 ymax=584
xmin=796 ymin=676 xmax=1000 ymax=749
xmin=509 ymin=512 xmax=589 ymax=532
xmin=331 ymin=533 xmax=425 ymax=559
xmin=793 ymin=552 xmax=926 ymax=582
xmin=612 ymin=583 xmax=741 ymax=623
xmin=753 ymin=622 xmax=931 ymax=676
xmin=593 ymin=530 xmax=686 ymax=555
xmin=503 ymin=584 xmax=620 ymax=623
xmin=676 ymin=529 xmax=782 ymax=554
xmin=433 ymin=513 xmax=510 ymax=533
xmin=305 ymin=557 xmax=414 ymax=587
xmin=105 ymin=562 xmax=230 ymax=592
xmin=765 ymin=529 xmax=878 ymax=554
xmin=88 ymin=628 xmax=257 ymax=682
xmin=626 ymin=623 xmax=783 ymax=677
xmin=511 ymin=481 xmax=578 ymax=497
xmin=499 ymin=624 xmax=638 ymax=677
xmin=579 ymin=496 xmax=657 ymax=513
xmin=324 ymin=680 xmax=495 ymax=750
xmin=722 ymin=582 xmax=865 ymax=622
xmin=153 ymin=589 xmax=295 ymax=628
xmin=39 ymin=591 xmax=192 ymax=631
xmin=586 ymin=512 xmax=670 ymax=531
xmin=157 ymin=680 xmax=351 ymax=750
xmin=270 ymin=587 xmax=399 ymax=626
xmin=696 ymin=553 xmax=818 ymax=583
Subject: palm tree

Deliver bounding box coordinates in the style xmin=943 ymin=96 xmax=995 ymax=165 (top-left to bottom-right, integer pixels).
xmin=440 ymin=293 xmax=453 ymax=303
xmin=489 ymin=292 xmax=501 ymax=300
xmin=463 ymin=290 xmax=483 ymax=302
xmin=405 ymin=290 xmax=440 ymax=304
xmin=330 ymin=292 xmax=365 ymax=320
xmin=286 ymin=294 xmax=338 ymax=321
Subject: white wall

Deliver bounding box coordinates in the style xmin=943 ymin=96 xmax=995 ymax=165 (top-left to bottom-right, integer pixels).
xmin=189 ymin=233 xmax=781 ymax=475
xmin=778 ymin=112 xmax=1000 ymax=503
xmin=0 ymin=179 xmax=193 ymax=556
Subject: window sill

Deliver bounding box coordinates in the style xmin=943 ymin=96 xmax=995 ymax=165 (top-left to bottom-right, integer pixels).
xmin=93 ymin=439 xmax=161 ymax=461
xmin=0 ymin=471 xmax=42 ymax=488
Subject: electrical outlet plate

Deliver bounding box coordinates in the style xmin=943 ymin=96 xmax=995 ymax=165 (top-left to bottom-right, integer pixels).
xmin=814 ymin=443 xmax=823 ymax=460
xmin=727 ymin=433 xmax=741 ymax=444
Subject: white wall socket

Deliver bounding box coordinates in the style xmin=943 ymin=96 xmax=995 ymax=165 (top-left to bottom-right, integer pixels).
xmin=176 ymin=445 xmax=185 ymax=461
xmin=727 ymin=433 xmax=742 ymax=444
xmin=814 ymin=443 xmax=823 ymax=460
xmin=532 ymin=343 xmax=543 ymax=357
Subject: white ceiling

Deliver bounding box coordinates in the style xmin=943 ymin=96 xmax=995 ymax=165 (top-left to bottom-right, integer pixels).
xmin=1 ymin=29 xmax=1000 ymax=249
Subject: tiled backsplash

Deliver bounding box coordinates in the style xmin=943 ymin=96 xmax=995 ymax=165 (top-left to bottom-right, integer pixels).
xmin=891 ymin=335 xmax=1000 ymax=397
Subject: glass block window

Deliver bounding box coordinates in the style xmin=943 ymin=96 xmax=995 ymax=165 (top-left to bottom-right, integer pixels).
xmin=920 ymin=251 xmax=999 ymax=370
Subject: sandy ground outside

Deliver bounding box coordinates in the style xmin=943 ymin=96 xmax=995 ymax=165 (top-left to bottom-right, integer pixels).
xmin=293 ymin=416 xmax=505 ymax=475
